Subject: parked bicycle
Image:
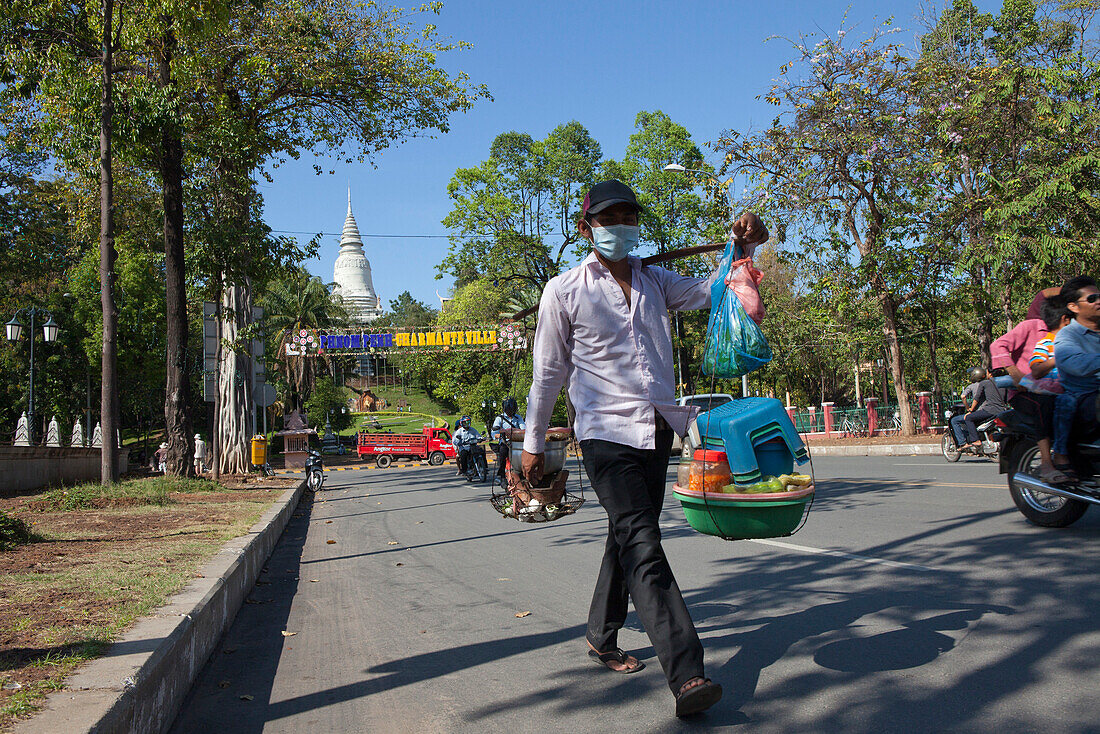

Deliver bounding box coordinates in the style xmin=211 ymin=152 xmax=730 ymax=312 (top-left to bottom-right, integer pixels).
xmin=840 ymin=414 xmax=868 ymax=438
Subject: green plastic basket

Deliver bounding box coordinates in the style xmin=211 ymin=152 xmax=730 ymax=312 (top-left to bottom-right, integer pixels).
xmin=672 ymin=489 xmax=811 ymax=539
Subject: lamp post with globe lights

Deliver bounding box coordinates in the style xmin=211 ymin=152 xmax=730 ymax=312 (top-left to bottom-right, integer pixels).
xmin=5 ymin=308 xmax=61 ymax=444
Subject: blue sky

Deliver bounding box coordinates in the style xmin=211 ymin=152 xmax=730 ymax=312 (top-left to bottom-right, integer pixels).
xmin=259 ymin=0 xmax=991 ymax=309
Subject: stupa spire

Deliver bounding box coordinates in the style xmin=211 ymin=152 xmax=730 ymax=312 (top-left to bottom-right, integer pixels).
xmin=332 ymin=190 xmax=382 ymax=322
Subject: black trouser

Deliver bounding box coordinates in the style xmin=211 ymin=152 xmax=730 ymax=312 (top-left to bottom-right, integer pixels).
xmin=580 ymin=430 xmax=704 ymax=694
xmin=494 ymin=442 xmax=509 ymax=478
xmin=963 ymin=409 xmax=996 ymax=444
xmin=456 ymin=448 xmax=469 ymax=475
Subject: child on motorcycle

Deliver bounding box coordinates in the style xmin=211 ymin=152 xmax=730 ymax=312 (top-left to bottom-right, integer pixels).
xmin=1029 ymin=297 xmax=1076 ymax=481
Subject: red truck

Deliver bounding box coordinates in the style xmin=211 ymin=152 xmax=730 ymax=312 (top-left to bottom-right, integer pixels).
xmin=357 ymin=426 xmax=457 ymax=468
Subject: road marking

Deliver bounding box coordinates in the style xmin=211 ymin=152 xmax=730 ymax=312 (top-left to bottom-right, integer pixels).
xmin=830 ymin=478 xmax=1003 ymax=489
xmin=746 ymin=538 xmax=940 ymax=572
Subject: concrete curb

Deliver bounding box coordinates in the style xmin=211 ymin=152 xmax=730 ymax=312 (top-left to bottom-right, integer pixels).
xmin=806 ymin=443 xmax=942 ymax=457
xmin=14 ymin=480 xmax=306 ymax=734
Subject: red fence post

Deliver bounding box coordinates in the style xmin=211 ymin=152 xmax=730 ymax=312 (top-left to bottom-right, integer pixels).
xmin=822 ymin=402 xmax=835 ymax=435
xmin=786 ymin=405 xmax=797 ymax=427
xmin=917 ymin=392 xmax=932 ymax=433
xmin=865 ymin=397 xmax=879 ymax=436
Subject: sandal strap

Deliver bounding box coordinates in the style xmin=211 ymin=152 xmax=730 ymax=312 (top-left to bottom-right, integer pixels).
xmin=591 ymin=647 xmax=627 ymax=663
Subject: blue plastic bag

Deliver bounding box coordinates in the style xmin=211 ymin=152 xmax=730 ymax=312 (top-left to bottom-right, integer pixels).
xmin=701 ymin=239 xmax=772 ymax=378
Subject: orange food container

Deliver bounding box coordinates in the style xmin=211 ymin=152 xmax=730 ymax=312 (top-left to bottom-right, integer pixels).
xmin=687 ymin=449 xmax=731 ymax=494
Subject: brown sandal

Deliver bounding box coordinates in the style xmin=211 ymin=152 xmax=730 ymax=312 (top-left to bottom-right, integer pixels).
xmin=587 ymin=646 xmax=645 ymax=674
xmin=675 ymin=677 xmax=722 ymax=717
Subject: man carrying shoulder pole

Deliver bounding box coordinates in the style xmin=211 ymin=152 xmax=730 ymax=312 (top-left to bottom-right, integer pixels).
xmin=521 ymin=180 xmax=768 ymax=717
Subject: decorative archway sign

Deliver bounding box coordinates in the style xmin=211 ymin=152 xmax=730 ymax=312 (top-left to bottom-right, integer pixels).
xmin=284 ymin=324 xmax=527 ymax=357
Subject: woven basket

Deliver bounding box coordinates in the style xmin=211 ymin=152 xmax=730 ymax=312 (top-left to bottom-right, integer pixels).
xmin=508 ymin=468 xmax=568 ymax=505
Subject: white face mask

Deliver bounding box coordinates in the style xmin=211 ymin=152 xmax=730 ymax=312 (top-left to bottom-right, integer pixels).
xmin=590 ymin=224 xmax=640 ymax=261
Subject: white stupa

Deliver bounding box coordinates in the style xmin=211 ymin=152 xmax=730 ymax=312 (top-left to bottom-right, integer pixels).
xmin=332 ymin=191 xmax=384 ymax=323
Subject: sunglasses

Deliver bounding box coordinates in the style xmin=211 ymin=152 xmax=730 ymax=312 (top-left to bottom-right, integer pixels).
xmin=1081 ymin=293 xmax=1100 ymax=304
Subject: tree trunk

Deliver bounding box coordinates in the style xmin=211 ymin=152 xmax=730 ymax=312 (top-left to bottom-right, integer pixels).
xmin=99 ymin=0 xmax=119 ymax=484
xmin=977 ymin=314 xmax=994 ymax=372
xmin=879 ymin=290 xmax=915 ymax=436
xmin=217 ymin=281 xmax=254 ymax=474
xmin=211 ymin=276 xmax=222 ymax=481
xmin=159 ymin=20 xmax=193 ymax=476
xmin=927 ymin=314 xmax=942 ymax=405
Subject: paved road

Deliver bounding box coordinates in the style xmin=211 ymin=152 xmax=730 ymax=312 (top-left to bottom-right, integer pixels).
xmin=172 ymin=455 xmax=1100 ymax=733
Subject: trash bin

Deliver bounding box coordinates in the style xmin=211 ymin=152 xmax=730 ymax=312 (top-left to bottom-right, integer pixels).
xmin=251 ymin=434 xmax=267 ymax=467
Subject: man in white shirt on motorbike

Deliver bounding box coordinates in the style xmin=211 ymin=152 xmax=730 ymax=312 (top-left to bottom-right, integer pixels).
xmin=452 ymin=416 xmax=483 ymax=481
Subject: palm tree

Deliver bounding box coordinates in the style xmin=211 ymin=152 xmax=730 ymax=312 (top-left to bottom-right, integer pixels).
xmin=259 ymin=266 xmax=349 ymax=412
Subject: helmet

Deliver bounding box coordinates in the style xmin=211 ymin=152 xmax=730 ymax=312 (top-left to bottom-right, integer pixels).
xmin=502 ymin=397 xmax=518 ymax=415
xmin=460 ymin=415 xmax=470 ymax=428
xmin=968 ymin=366 xmax=986 ymax=383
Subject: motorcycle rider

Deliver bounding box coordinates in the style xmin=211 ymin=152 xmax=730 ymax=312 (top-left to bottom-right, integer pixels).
xmin=962 ymin=367 xmax=1007 ymax=449
xmin=991 ymin=297 xmax=1060 ymax=479
xmin=491 ymin=397 xmax=526 ymax=482
xmin=950 ymin=367 xmax=986 ymax=448
xmin=452 ymin=416 xmax=484 ymax=481
xmin=1029 ymin=296 xmax=1075 ymax=481
xmin=1053 ymin=276 xmax=1100 ymax=453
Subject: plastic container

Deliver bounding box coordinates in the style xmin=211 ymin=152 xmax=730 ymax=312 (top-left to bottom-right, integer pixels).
xmin=754 ymin=439 xmax=794 ymax=479
xmin=676 ymin=441 xmax=694 ymax=488
xmin=687 ymin=449 xmax=731 ymax=494
xmin=672 ymin=485 xmax=811 ymax=539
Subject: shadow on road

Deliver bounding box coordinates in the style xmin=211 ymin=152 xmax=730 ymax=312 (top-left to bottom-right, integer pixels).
xmin=168 ymin=492 xmax=315 ymax=734
xmin=172 ymin=471 xmax=1100 ymax=732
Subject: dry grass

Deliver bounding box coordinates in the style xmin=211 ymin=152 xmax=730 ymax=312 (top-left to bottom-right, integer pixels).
xmin=0 ymin=476 xmax=296 ymax=731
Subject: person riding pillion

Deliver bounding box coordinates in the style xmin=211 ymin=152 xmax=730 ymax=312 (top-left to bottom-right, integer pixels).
xmin=521 ymin=179 xmax=769 ymax=717
xmin=491 ymin=397 xmax=526 ymax=481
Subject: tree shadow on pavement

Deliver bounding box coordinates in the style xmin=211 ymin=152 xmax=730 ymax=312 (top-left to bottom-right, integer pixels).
xmin=167 ymin=492 xmax=315 ymax=734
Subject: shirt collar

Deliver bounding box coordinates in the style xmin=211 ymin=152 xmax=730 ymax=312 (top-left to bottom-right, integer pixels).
xmin=583 ymin=250 xmax=641 ymax=273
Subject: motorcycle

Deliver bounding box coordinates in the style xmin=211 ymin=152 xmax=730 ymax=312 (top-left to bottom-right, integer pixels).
xmin=941 ymin=403 xmax=999 ymax=462
xmin=995 ymin=403 xmax=1100 ymax=527
xmin=463 ymin=439 xmax=489 ymax=483
xmin=306 ymin=448 xmax=326 ymax=491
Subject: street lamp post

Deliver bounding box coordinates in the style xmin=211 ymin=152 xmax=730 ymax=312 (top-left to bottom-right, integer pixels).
xmin=6 ymin=308 xmax=61 ymax=444
xmin=662 ymin=163 xmax=752 ymax=398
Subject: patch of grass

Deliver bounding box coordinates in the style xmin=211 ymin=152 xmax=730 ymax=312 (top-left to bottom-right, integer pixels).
xmin=0 ymin=511 xmax=42 ymax=551
xmin=0 ymin=497 xmax=274 ymax=728
xmin=1 ymin=643 xmax=104 ymax=722
xmin=35 ymin=476 xmax=222 ymax=512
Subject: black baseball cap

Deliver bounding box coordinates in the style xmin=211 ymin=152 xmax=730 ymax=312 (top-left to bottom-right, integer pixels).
xmin=582 ymin=180 xmax=642 ymax=218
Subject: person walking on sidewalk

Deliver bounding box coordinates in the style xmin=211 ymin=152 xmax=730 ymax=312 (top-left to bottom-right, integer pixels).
xmin=521 ymin=179 xmax=769 ymax=718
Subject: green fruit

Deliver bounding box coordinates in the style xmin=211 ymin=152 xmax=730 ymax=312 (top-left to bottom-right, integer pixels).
xmin=764 ymin=476 xmax=785 ymax=493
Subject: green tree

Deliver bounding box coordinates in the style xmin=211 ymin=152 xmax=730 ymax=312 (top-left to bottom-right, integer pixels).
xmin=720 ymin=24 xmax=926 ymax=434
xmin=373 ymin=291 xmax=438 ymax=329
xmin=439 ymin=122 xmax=601 ymax=301
xmin=304 ymin=376 xmax=353 ymax=432
xmin=258 ymin=266 xmax=348 ymax=414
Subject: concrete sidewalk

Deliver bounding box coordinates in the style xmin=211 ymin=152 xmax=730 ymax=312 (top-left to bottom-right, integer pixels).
xmin=15 ymin=480 xmax=305 ymax=734
xmin=806 ymin=442 xmax=942 ymax=457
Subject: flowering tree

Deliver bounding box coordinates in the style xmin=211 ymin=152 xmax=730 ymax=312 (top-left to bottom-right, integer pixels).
xmin=718 ymin=24 xmax=926 ymax=434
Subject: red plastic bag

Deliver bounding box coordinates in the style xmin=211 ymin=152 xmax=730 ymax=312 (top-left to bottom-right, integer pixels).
xmin=726 ymin=256 xmax=764 ymax=324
